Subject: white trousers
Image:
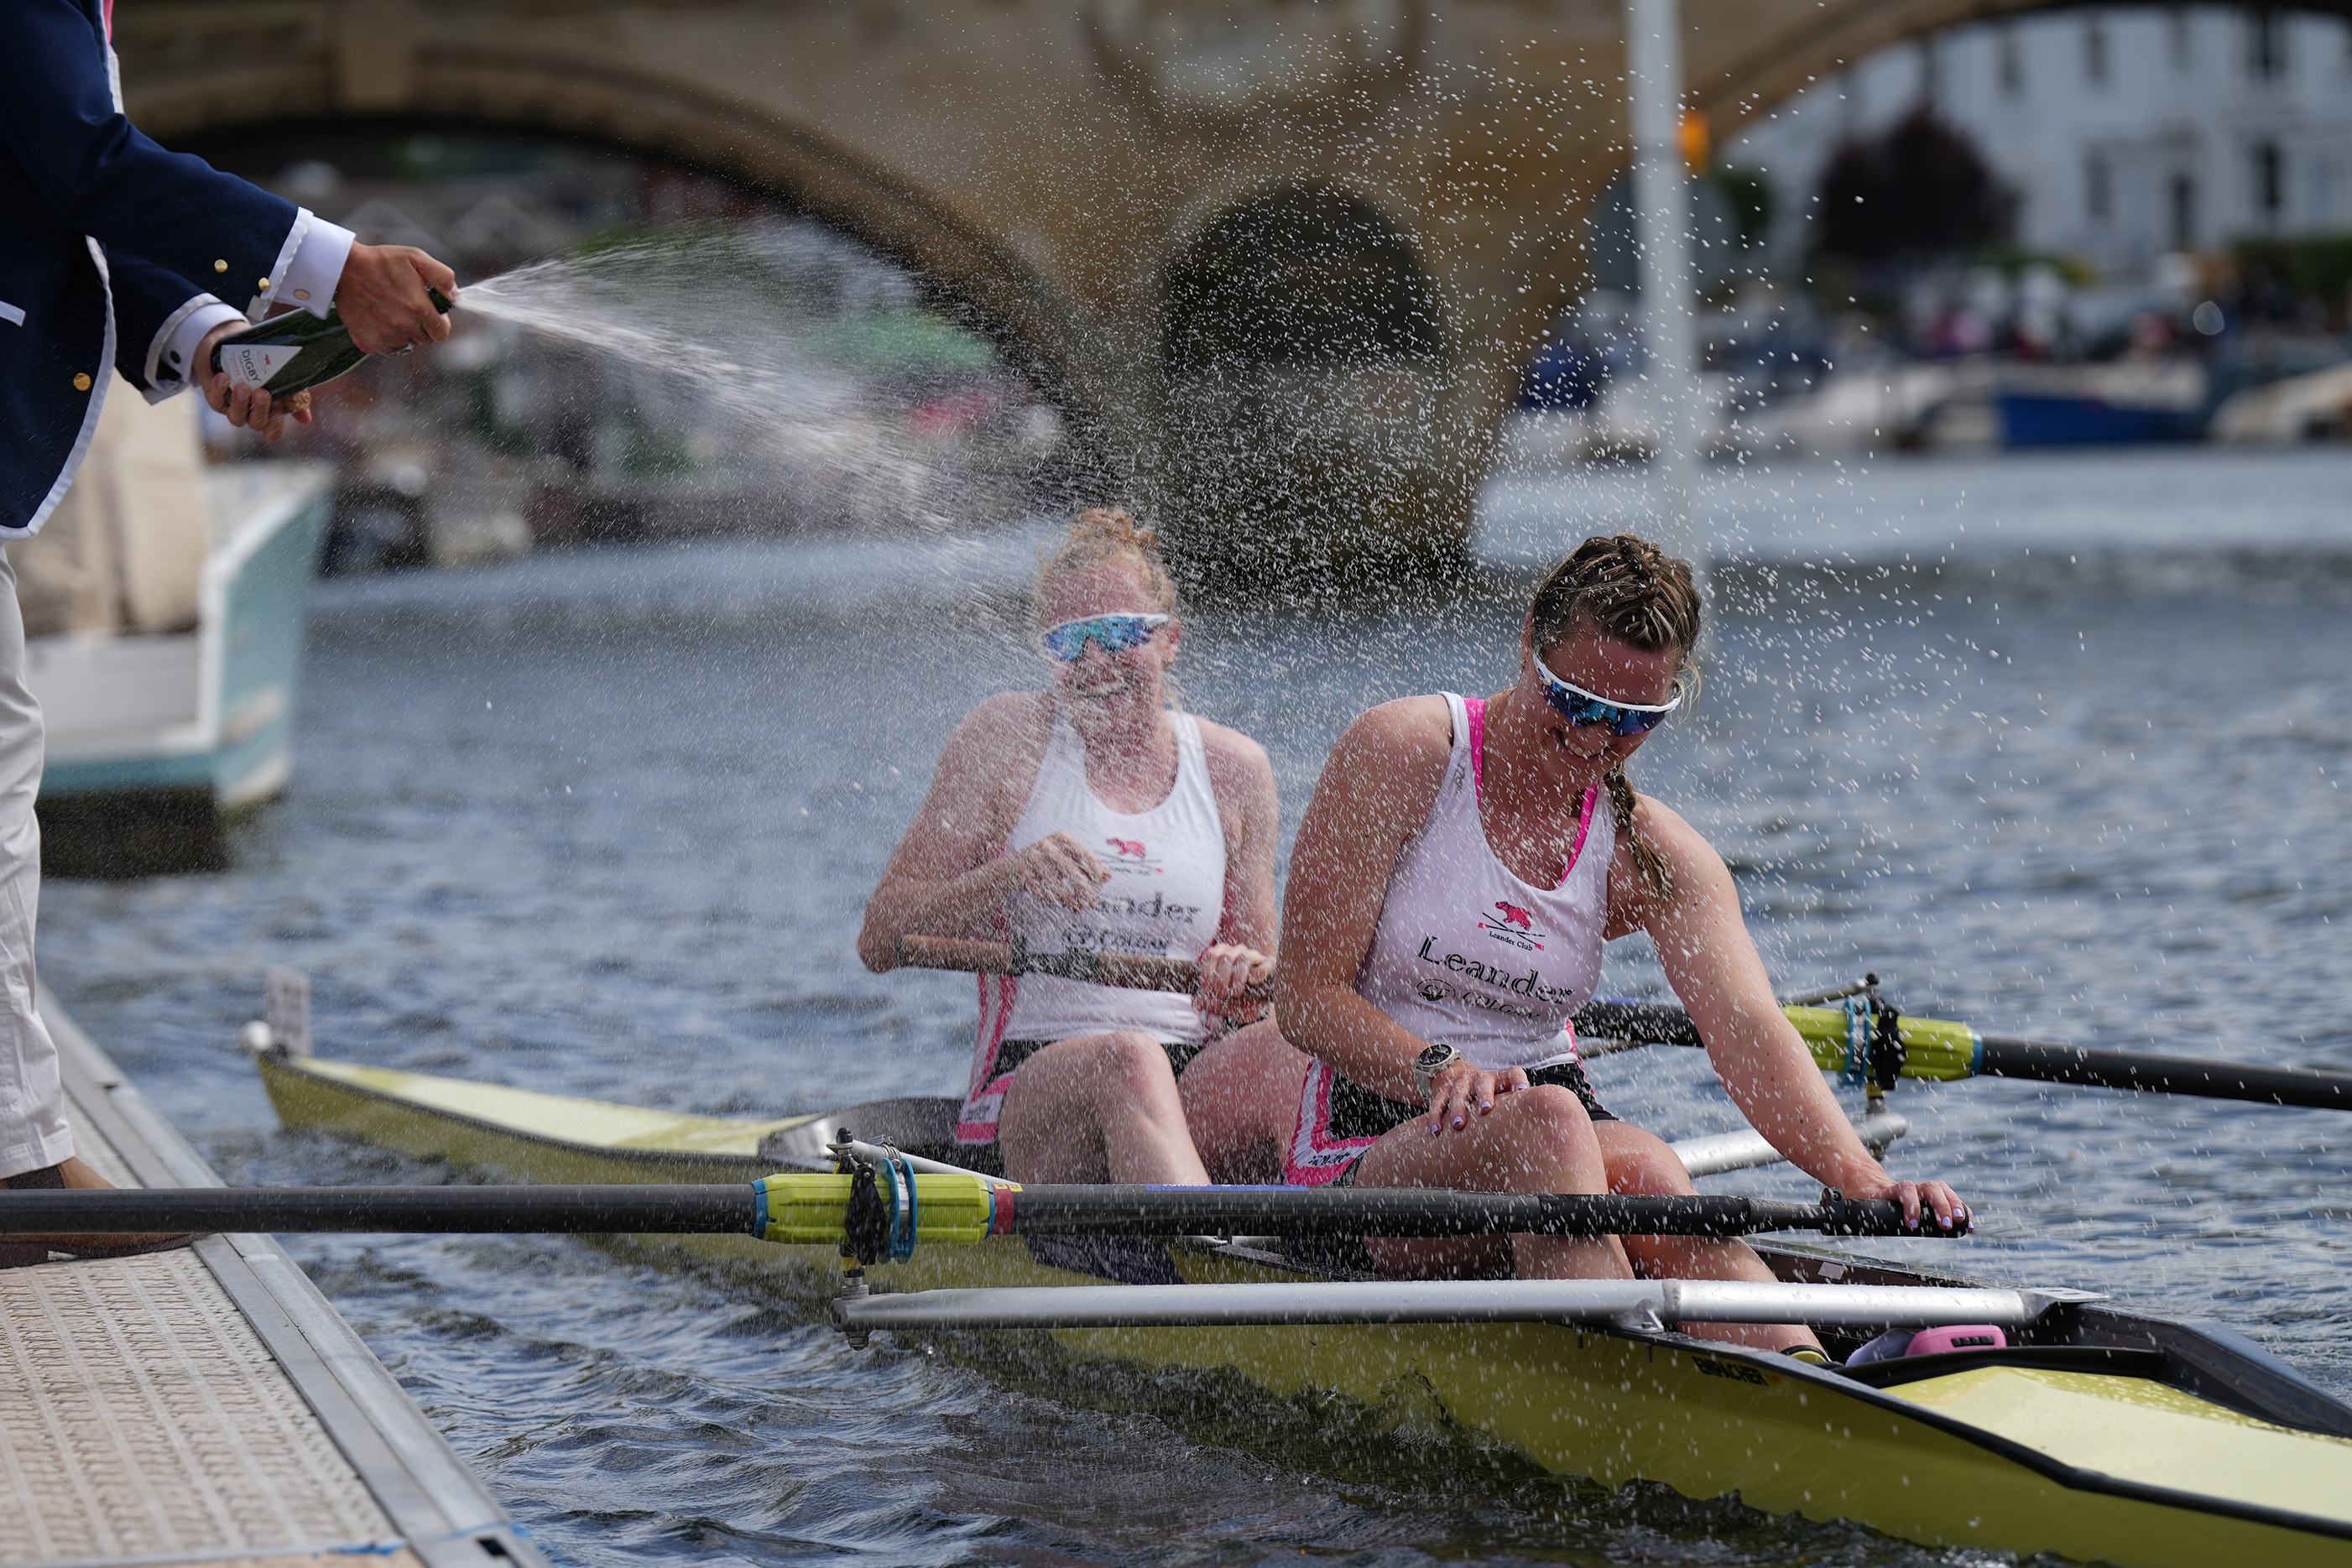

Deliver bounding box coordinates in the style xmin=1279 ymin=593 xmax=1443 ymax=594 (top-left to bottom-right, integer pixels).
xmin=0 ymin=549 xmax=69 ymax=1180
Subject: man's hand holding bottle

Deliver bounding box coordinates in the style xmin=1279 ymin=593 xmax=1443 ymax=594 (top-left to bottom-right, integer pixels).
xmin=198 ymin=242 xmax=460 ymax=440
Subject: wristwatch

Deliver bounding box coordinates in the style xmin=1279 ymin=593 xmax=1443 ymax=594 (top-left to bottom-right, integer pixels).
xmin=1413 ymin=1042 xmax=1467 ymax=1104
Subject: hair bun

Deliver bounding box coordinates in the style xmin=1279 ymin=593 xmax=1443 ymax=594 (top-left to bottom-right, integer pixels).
xmin=1038 ymin=506 xmax=1180 ymax=623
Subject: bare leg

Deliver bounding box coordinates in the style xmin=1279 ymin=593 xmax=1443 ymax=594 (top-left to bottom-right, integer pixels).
xmin=1178 ymin=1018 xmax=1310 ymax=1185
xmin=1353 ymin=1085 xmax=1630 ymax=1281
xmin=1595 ymin=1121 xmax=1820 ymax=1354
xmin=997 ymin=1031 xmax=1210 ymax=1185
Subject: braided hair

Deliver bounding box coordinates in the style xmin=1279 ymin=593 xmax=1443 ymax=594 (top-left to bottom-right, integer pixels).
xmin=1525 ymin=534 xmax=1702 ymax=904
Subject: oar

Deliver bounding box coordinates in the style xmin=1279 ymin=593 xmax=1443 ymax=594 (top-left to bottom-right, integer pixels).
xmin=0 ymin=1178 xmax=1961 ymax=1242
xmin=899 ymin=938 xmax=2352 ymax=1113
xmin=1573 ymin=996 xmax=2352 ymax=1112
xmin=832 ymin=1278 xmax=2096 ymax=1336
xmin=899 ymin=935 xmax=1269 ymax=1000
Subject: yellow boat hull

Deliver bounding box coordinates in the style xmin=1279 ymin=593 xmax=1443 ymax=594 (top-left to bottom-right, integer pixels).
xmin=257 ymin=1050 xmax=2352 ymax=1568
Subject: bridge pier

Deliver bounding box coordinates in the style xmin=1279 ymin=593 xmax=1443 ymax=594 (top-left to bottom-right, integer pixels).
xmin=117 ymin=0 xmax=2095 ymax=581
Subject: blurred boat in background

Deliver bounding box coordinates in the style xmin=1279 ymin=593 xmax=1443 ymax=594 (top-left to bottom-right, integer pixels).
xmin=18 ymin=382 xmax=329 ymax=877
xmin=2209 ymin=361 xmax=2352 ymax=444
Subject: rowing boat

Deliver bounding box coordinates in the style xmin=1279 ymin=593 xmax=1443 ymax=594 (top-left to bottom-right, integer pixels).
xmin=243 ymin=1034 xmax=2352 ymax=1568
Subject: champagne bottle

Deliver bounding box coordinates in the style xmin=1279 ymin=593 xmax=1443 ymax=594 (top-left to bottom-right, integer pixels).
xmin=207 ymin=288 xmax=454 ymax=398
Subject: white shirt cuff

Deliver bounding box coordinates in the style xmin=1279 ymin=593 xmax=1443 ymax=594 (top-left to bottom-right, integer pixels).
xmin=279 ymin=214 xmax=353 ymax=319
xmin=150 ymin=298 xmax=245 ymax=394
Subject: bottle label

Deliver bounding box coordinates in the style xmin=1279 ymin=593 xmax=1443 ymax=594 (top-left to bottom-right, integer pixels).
xmin=221 ymin=343 xmax=299 ymax=390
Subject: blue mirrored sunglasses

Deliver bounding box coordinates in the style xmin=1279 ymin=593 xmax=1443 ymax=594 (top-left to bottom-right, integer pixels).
xmin=1039 ymin=613 xmax=1170 ymax=661
xmin=1534 ymin=653 xmax=1682 ymax=736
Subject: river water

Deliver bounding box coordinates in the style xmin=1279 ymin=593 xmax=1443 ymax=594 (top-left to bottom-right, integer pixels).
xmin=39 ymin=445 xmax=2352 ymax=1567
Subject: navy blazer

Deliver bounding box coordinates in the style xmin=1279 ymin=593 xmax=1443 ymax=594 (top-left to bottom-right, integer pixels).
xmin=1 ymin=0 xmax=304 ymax=535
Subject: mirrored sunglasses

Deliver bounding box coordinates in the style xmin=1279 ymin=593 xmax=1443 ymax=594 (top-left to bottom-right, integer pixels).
xmin=1039 ymin=613 xmax=1170 ymax=661
xmin=1534 ymin=653 xmax=1682 ymax=736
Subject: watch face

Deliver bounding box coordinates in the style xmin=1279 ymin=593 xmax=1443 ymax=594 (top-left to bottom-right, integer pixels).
xmin=1415 ymin=1043 xmax=1458 ymax=1071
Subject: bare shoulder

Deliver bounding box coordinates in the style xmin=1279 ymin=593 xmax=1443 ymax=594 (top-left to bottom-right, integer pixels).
xmin=926 ymin=691 xmax=1055 ymax=819
xmin=939 ymin=690 xmax=1053 ymax=768
xmin=1192 ymin=715 xmax=1273 ymax=789
xmin=1306 ymin=695 xmax=1454 ymax=830
xmin=1336 ymin=694 xmax=1454 ymax=774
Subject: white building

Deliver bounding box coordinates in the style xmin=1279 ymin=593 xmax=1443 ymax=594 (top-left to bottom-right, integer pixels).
xmin=1730 ymin=5 xmax=2352 ymax=284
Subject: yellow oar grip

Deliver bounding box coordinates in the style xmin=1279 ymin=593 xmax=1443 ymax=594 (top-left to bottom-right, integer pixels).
xmin=1784 ymin=1008 xmax=1983 ymax=1081
xmin=753 ymin=1172 xmax=1006 ymax=1246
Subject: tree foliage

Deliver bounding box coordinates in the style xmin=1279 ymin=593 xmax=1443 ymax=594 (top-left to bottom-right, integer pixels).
xmin=1815 ymin=104 xmax=2009 ymax=262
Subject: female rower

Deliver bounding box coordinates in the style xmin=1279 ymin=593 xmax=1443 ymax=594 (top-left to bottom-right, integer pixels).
xmin=1182 ymin=534 xmax=1966 ymax=1353
xmin=858 ymin=508 xmax=1277 ymax=1185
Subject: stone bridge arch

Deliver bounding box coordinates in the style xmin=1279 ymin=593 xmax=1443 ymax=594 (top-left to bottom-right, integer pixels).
xmin=113 ymin=1 xmax=2352 ymax=574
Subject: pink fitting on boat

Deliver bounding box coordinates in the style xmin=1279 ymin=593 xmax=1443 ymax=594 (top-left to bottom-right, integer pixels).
xmin=1906 ymin=1324 xmax=2007 ymax=1357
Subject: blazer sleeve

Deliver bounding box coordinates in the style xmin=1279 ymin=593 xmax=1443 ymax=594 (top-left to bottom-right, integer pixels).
xmin=102 ymin=249 xmax=230 ymax=398
xmin=1 ymin=0 xmax=302 ymax=320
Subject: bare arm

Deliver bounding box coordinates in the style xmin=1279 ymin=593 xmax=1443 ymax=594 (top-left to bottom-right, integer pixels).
xmin=1193 ymin=721 xmax=1280 ymax=1014
xmin=856 ymin=694 xmax=1098 ymax=972
xmin=1270 ymin=700 xmax=1458 ymax=1103
xmin=1620 ymin=798 xmax=1968 ymax=1227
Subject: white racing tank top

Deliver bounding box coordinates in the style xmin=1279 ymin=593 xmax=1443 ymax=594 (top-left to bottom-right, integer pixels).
xmin=1352 ymin=691 xmax=1614 ymax=1072
xmin=957 ymin=701 xmax=1227 ymax=1142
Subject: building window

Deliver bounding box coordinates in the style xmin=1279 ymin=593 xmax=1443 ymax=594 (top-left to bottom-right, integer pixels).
xmin=2170 ymin=175 xmax=2197 ymax=250
xmin=2084 ymin=14 xmax=2109 ymax=84
xmin=1999 ymin=24 xmax=2025 ymax=95
xmin=2088 ymin=155 xmax=2112 ymax=223
xmin=2255 ymin=141 xmax=2285 ymax=223
xmin=2249 ymin=8 xmax=2287 ymax=80
xmin=2169 ymin=6 xmax=2192 ymax=71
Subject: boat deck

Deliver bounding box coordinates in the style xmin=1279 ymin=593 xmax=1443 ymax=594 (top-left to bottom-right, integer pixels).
xmin=0 ymin=995 xmax=544 ymax=1568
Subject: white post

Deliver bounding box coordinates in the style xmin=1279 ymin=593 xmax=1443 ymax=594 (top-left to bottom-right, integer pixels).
xmin=1624 ymin=0 xmax=1703 ymax=569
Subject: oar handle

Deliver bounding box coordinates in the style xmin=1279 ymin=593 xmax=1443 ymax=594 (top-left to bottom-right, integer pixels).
xmin=897 ymin=935 xmax=1273 ymax=1002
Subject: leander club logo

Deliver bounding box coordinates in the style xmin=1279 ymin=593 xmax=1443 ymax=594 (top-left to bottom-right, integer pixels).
xmin=1477 ymin=899 xmax=1545 ymax=951
xmin=1103 ymin=837 xmax=1164 ymax=875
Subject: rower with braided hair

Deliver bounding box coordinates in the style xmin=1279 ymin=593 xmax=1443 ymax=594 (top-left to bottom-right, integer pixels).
xmin=1181 ymin=533 xmax=1968 ymax=1357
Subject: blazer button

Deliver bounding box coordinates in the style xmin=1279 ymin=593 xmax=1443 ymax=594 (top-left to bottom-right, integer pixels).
xmin=73 ymin=373 xmax=92 ymax=391
xmin=258 ymin=278 xmax=271 ymax=291
xmin=214 ymin=259 xmax=228 ymax=272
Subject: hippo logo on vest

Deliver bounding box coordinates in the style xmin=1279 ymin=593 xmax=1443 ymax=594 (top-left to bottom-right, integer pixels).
xmin=1475 ymin=899 xmax=1546 ymax=952
xmin=1103 ymin=836 xmax=1164 ymax=875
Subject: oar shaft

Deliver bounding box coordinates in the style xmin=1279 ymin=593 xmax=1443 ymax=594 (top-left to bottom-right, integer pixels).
xmin=1976 ymin=1037 xmax=2352 ymax=1110
xmin=897 ymin=935 xmax=1270 ymax=999
xmin=0 ymin=1185 xmax=761 ymax=1235
xmin=1580 ymin=998 xmax=2352 ymax=1112
xmin=996 ymin=1185 xmax=1947 ymax=1239
xmin=0 ymin=1182 xmax=1952 ymax=1241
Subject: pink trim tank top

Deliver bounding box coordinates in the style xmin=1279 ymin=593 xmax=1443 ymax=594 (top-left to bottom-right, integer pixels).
xmin=1351 ymin=691 xmax=1613 ymax=1073
xmin=957 ymin=701 xmax=1228 ymax=1143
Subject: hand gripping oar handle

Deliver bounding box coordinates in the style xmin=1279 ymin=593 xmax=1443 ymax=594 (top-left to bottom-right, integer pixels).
xmin=0 ymin=1180 xmax=1963 ymax=1242
xmin=897 ymin=935 xmax=1272 ymax=1000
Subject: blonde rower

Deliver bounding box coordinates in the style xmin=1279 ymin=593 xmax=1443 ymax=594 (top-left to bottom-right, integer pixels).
xmin=858 ymin=509 xmax=1275 ymax=1183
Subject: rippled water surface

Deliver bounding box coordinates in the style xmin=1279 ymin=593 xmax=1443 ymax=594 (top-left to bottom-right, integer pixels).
xmin=40 ymin=446 xmax=2352 ymax=1567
